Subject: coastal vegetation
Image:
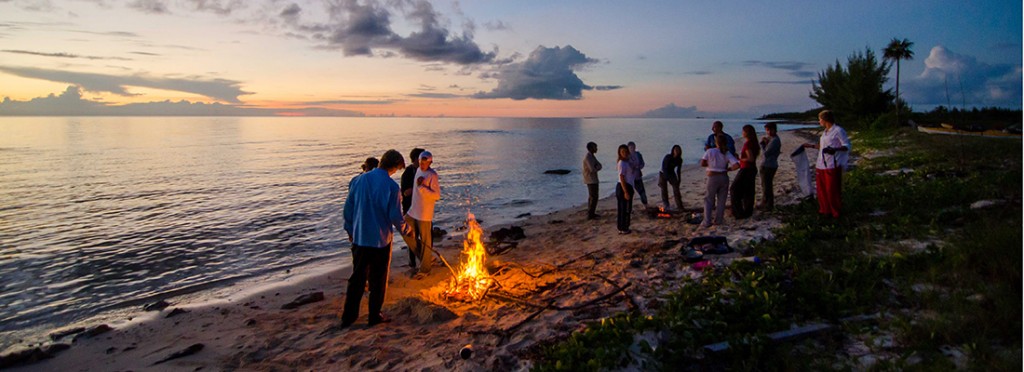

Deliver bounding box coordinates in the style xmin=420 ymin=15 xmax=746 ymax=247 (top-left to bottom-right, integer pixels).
xmin=809 ymin=47 xmax=895 ymax=129
xmin=534 ymin=126 xmax=1021 ymax=370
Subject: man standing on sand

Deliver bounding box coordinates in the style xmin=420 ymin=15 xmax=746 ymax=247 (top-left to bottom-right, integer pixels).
xmin=627 ymin=141 xmax=649 ymax=210
xmin=582 ymin=142 xmax=602 ymax=220
xmin=400 ymin=148 xmax=425 ymax=269
xmin=341 ymin=149 xmax=412 ymax=327
xmin=803 ymin=110 xmax=850 ymax=218
xmin=401 ymin=151 xmax=440 ymax=279
xmin=704 ymin=121 xmax=737 ymax=158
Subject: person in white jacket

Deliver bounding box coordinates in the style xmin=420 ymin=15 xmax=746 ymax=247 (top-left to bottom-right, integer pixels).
xmin=402 ymin=151 xmax=441 ymax=278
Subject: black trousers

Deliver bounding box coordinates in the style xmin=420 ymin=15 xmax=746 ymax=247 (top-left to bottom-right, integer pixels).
xmin=341 ymin=244 xmax=392 ymax=324
xmin=730 ymin=167 xmax=758 ymax=219
xmin=586 ymin=183 xmax=599 ymax=217
xmin=615 ymin=182 xmax=634 ymax=231
xmin=633 ymin=176 xmax=648 ymax=205
xmin=760 ymin=166 xmax=777 ymax=209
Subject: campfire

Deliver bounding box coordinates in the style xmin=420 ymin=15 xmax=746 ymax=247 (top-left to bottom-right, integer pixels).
xmin=655 ymin=206 xmax=672 ymax=219
xmin=443 ymin=213 xmax=494 ymax=302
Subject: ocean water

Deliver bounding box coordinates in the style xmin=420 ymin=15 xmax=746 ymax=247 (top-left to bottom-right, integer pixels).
xmin=0 ymin=116 xmax=786 ymax=349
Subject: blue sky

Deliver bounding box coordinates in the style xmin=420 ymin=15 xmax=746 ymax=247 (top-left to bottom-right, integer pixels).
xmin=0 ymin=0 xmax=1019 ymax=117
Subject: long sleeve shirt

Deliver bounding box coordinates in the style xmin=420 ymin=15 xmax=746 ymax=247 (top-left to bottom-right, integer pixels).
xmin=407 ymin=168 xmax=440 ymax=222
xmin=760 ymin=135 xmax=781 ymax=169
xmin=660 ymin=154 xmax=682 ymax=184
xmin=343 ymin=168 xmax=407 ymax=248
xmin=816 ymin=125 xmax=852 ymax=170
xmin=582 ymin=152 xmax=602 ymax=185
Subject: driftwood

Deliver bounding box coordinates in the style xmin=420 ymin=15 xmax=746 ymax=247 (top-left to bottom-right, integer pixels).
xmin=518 ymin=249 xmax=605 ymax=278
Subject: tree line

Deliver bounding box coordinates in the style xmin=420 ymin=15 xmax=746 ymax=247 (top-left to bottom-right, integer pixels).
xmin=761 ymin=38 xmax=1020 ymax=131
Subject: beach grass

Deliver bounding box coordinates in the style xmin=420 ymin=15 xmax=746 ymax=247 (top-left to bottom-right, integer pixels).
xmin=534 ymin=127 xmax=1021 ymax=370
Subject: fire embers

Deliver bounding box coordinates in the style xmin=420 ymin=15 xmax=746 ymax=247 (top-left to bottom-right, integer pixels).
xmin=443 ymin=213 xmax=494 ymax=302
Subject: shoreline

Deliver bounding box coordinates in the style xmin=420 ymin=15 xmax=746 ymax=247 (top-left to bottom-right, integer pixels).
xmin=7 ymin=130 xmax=815 ymax=370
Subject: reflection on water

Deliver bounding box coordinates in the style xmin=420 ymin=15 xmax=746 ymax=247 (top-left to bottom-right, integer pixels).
xmin=0 ymin=116 xmax=766 ymax=348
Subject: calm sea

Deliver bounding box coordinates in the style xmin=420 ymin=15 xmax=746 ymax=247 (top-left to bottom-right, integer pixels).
xmin=0 ymin=116 xmax=785 ymax=349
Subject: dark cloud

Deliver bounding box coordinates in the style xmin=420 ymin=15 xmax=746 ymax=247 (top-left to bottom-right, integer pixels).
xmin=0 ymin=86 xmax=365 ymax=116
xmin=286 ymin=0 xmax=494 ymax=65
xmin=903 ymin=45 xmax=1021 ymax=108
xmin=640 ymin=103 xmax=703 ymax=118
xmin=0 ymin=66 xmax=251 ymax=103
xmin=743 ymin=60 xmax=816 ymax=79
xmin=130 ymin=51 xmax=160 ymax=56
xmin=128 ymin=0 xmax=170 ymax=14
xmin=280 ymin=3 xmax=300 ymax=17
xmin=3 ymin=49 xmax=132 ymax=61
xmin=684 ymin=70 xmax=711 ymax=75
xmin=473 ymin=45 xmax=615 ymax=100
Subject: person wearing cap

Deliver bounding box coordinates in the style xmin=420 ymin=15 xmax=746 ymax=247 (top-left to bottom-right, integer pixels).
xmin=402 ymin=150 xmax=441 ymax=279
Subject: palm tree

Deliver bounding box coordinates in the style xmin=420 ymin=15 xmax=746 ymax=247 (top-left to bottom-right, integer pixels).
xmin=884 ymin=38 xmax=914 ymax=126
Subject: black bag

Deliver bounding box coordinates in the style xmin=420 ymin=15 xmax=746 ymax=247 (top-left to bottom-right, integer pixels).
xmin=684 ymin=236 xmax=732 ymax=255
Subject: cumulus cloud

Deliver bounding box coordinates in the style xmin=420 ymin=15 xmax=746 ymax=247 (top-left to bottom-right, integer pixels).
xmin=285 ymin=0 xmax=494 ymax=65
xmin=0 ymin=66 xmax=251 ymax=103
xmin=0 ymin=86 xmax=365 ymax=116
xmin=903 ymin=45 xmax=1022 ymax=108
xmin=473 ymin=45 xmax=618 ymax=100
xmin=640 ymin=103 xmax=702 ymax=118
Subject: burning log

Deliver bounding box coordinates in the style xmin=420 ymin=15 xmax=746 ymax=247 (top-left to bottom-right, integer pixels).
xmin=443 ymin=213 xmax=495 ymax=302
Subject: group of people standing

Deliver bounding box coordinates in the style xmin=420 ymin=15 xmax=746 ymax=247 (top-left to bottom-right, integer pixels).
xmin=583 ymin=120 xmax=785 ymax=233
xmin=698 ymin=121 xmax=781 ymax=227
xmin=339 ymin=148 xmax=441 ymax=328
xmin=585 ymin=110 xmax=850 ymax=234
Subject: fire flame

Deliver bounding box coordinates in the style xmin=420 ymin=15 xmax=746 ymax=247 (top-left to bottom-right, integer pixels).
xmin=444 ymin=213 xmax=493 ymax=301
xmin=657 ymin=206 xmax=671 ymax=218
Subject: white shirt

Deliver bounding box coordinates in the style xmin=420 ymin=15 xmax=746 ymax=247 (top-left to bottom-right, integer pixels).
xmin=407 ymin=167 xmax=440 ymax=221
xmin=617 ymin=160 xmax=635 ymax=186
xmin=701 ymin=148 xmax=739 ymax=173
xmin=816 ymin=125 xmax=852 ymax=170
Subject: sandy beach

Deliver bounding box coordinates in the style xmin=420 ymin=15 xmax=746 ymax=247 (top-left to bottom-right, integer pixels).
xmin=10 ymin=130 xmax=816 ymax=371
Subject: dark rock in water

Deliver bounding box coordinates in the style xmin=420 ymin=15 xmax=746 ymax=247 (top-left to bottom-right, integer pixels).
xmin=489 ymin=226 xmax=526 ymax=242
xmin=165 ymin=308 xmax=190 ymax=318
xmin=543 ymin=169 xmax=572 ymax=175
xmin=72 ymin=324 xmax=113 ymax=343
xmin=143 ymin=299 xmax=171 ymax=312
xmin=431 ymin=227 xmax=448 ymax=241
xmin=281 ymin=291 xmax=325 ymax=310
xmin=153 ymin=343 xmax=204 ymax=365
xmin=515 ymin=213 xmax=532 ymax=218
xmin=49 ymin=327 xmax=86 ymax=341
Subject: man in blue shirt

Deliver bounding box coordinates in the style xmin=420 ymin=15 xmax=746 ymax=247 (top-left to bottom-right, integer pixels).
xmin=341 ymin=149 xmax=411 ymax=327
xmin=704 ymin=121 xmax=737 ymax=158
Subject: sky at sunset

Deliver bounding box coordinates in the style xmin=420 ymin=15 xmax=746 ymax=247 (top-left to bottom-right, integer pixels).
xmin=0 ymin=0 xmax=1020 ymax=117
